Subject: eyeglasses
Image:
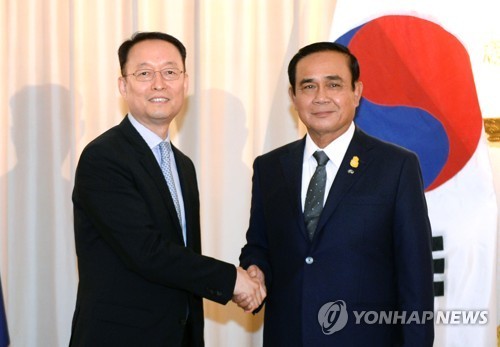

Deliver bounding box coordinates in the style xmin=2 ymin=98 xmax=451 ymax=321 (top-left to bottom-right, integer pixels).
xmin=124 ymin=68 xmax=184 ymax=82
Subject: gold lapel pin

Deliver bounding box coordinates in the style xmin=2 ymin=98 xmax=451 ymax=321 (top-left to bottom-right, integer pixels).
xmin=350 ymin=156 xmax=359 ymax=168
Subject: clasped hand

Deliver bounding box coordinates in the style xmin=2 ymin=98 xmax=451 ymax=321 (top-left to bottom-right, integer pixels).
xmin=232 ymin=265 xmax=266 ymax=313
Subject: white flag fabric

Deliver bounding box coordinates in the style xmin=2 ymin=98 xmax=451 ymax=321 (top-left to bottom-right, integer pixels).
xmin=330 ymin=2 xmax=498 ymax=346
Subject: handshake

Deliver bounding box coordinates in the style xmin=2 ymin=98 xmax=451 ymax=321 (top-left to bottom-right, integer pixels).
xmin=232 ymin=265 xmax=266 ymax=313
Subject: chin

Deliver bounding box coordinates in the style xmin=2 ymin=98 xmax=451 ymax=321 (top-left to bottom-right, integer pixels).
xmin=148 ymin=110 xmax=172 ymax=120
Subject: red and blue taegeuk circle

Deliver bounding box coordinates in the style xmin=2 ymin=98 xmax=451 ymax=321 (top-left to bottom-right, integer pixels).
xmin=335 ymin=15 xmax=482 ymax=191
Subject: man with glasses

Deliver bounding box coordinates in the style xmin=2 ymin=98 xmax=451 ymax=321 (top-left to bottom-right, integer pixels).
xmin=69 ymin=32 xmax=265 ymax=347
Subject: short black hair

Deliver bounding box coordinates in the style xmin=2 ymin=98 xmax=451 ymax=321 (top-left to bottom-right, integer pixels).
xmin=118 ymin=31 xmax=187 ymax=76
xmin=288 ymin=42 xmax=360 ymax=93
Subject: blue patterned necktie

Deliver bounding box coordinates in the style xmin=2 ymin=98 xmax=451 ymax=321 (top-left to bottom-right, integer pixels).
xmin=304 ymin=150 xmax=329 ymax=240
xmin=159 ymin=141 xmax=181 ymax=223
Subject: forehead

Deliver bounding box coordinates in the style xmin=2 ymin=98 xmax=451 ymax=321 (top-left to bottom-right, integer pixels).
xmin=127 ymin=39 xmax=182 ymax=66
xmin=295 ymin=50 xmax=351 ymax=81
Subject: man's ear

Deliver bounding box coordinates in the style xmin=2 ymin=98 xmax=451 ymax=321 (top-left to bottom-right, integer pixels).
xmin=183 ymin=72 xmax=189 ymax=95
xmin=354 ymin=81 xmax=363 ymax=106
xmin=288 ymin=86 xmax=297 ymax=107
xmin=118 ymin=77 xmax=127 ymax=97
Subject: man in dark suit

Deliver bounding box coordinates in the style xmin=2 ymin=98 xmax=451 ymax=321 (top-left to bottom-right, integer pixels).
xmin=237 ymin=42 xmax=434 ymax=346
xmin=69 ymin=32 xmax=265 ymax=347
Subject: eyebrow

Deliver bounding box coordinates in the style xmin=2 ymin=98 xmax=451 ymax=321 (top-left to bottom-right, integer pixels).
xmin=299 ymin=75 xmax=344 ymax=85
xmin=136 ymin=61 xmax=179 ymax=68
xmin=325 ymin=75 xmax=343 ymax=82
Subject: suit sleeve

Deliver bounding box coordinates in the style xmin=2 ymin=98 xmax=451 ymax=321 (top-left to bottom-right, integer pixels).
xmin=239 ymin=157 xmax=273 ymax=290
xmin=73 ymin=142 xmax=236 ymax=304
xmin=393 ymin=153 xmax=434 ymax=346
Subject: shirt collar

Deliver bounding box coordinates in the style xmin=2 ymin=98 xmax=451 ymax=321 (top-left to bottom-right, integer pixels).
xmin=128 ymin=113 xmax=170 ymax=149
xmin=303 ymin=122 xmax=355 ymax=167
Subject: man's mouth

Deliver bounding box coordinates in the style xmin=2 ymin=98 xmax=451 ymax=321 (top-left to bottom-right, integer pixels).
xmin=150 ymin=97 xmax=169 ymax=103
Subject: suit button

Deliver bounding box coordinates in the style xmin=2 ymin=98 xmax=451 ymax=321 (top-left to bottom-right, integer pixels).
xmin=305 ymin=257 xmax=314 ymax=264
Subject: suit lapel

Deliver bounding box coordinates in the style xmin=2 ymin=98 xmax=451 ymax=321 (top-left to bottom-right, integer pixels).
xmin=315 ymin=127 xmax=374 ymax=236
xmin=279 ymin=138 xmax=309 ymax=240
xmin=118 ymin=117 xmax=184 ymax=239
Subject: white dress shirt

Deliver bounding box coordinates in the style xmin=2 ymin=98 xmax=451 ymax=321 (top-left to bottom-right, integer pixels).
xmin=128 ymin=114 xmax=187 ymax=244
xmin=301 ymin=122 xmax=355 ymax=211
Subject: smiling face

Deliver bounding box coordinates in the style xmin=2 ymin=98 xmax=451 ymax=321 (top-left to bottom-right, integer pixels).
xmin=290 ymin=50 xmax=363 ymax=148
xmin=118 ymin=39 xmax=188 ymax=137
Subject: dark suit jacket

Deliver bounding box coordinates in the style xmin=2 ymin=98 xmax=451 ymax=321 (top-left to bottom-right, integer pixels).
xmin=240 ymin=127 xmax=434 ymax=347
xmin=69 ymin=116 xmax=236 ymax=347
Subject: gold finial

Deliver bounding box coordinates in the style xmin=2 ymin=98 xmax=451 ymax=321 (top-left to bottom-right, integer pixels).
xmin=484 ymin=118 xmax=500 ymax=142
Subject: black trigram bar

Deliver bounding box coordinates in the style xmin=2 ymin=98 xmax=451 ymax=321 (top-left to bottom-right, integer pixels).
xmin=434 ymin=281 xmax=444 ymax=297
xmin=433 ymin=258 xmax=445 ymax=274
xmin=432 ymin=236 xmax=443 ymax=252
xmin=432 ymin=236 xmax=444 ymax=297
